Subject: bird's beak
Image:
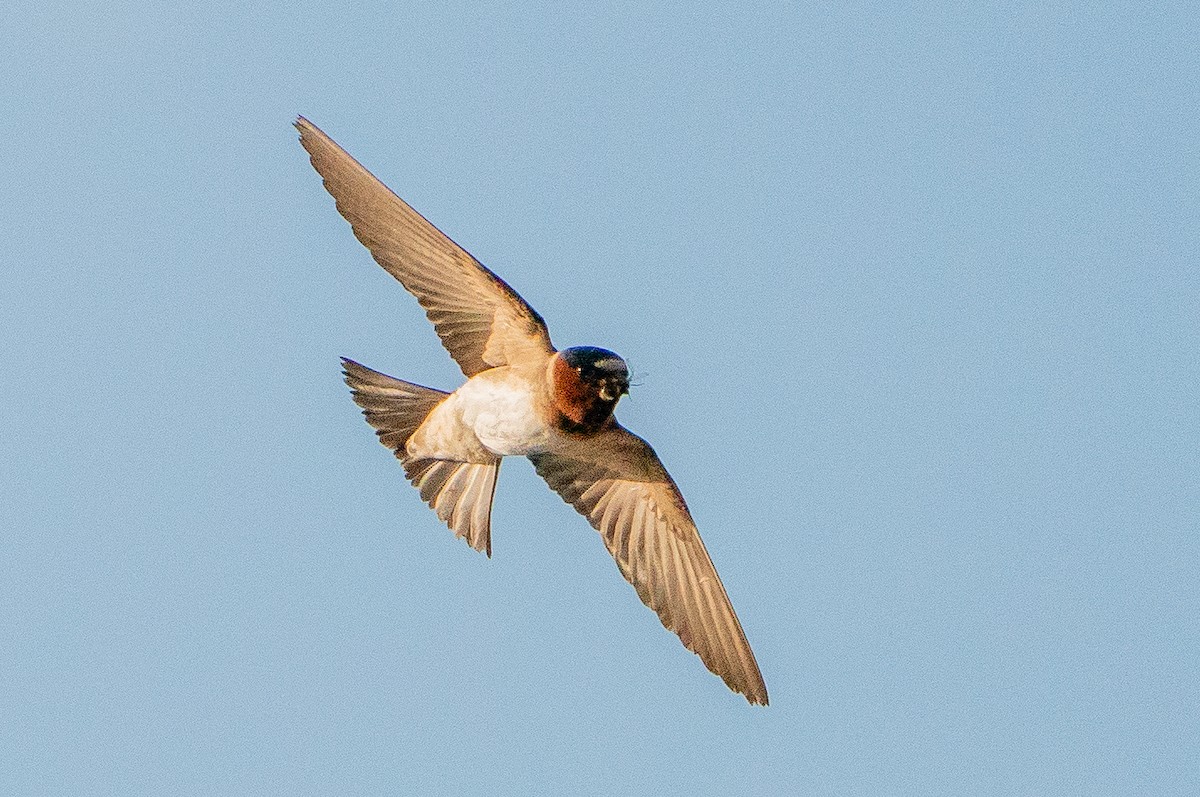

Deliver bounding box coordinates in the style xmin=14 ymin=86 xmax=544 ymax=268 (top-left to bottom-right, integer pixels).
xmin=599 ymin=379 xmax=629 ymax=402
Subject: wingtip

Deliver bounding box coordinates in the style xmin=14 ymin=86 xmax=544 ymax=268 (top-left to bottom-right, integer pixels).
xmin=740 ymin=668 xmax=770 ymax=706
xmin=341 ymin=357 xmax=378 ymax=393
xmin=731 ymin=675 xmax=769 ymax=706
xmin=294 ymin=115 xmax=325 ymax=148
xmin=295 ymin=116 xmax=321 ymax=160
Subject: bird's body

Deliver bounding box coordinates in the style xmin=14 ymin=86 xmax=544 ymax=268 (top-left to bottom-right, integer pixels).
xmin=412 ymin=361 xmax=552 ymax=460
xmin=297 ymin=116 xmax=769 ymax=705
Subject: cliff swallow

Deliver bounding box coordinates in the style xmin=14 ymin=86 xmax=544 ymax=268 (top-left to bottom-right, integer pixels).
xmin=297 ymin=117 xmax=768 ymax=705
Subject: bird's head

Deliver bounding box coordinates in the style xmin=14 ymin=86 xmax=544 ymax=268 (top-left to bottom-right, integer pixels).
xmin=551 ymin=346 xmax=630 ymax=432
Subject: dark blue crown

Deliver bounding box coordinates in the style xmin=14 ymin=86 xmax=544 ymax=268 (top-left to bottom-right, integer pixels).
xmin=560 ymin=346 xmax=629 ymax=380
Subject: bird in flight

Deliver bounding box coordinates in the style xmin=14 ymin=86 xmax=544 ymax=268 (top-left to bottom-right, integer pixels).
xmin=296 ymin=117 xmax=768 ymax=705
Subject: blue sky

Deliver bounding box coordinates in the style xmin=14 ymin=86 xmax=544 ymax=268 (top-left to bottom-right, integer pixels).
xmin=3 ymin=1 xmax=1197 ymax=794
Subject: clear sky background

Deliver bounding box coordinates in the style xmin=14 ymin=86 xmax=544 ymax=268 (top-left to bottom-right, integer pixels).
xmin=3 ymin=2 xmax=1197 ymax=794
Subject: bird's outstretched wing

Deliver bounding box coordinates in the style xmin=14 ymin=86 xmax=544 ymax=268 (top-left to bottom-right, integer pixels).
xmin=530 ymin=427 xmax=768 ymax=705
xmin=296 ymin=117 xmax=554 ymax=376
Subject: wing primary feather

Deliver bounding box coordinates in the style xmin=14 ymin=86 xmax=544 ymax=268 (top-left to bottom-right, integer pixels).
xmin=296 ymin=117 xmax=554 ymax=376
xmin=529 ymin=431 xmax=768 ymax=705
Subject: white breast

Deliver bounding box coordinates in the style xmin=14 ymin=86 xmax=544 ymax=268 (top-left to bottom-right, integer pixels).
xmin=408 ymin=368 xmax=551 ymax=461
xmin=456 ymin=370 xmax=551 ymax=456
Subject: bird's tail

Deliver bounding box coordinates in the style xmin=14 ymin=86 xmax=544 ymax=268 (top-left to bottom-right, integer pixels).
xmin=341 ymin=358 xmax=500 ymax=557
xmin=342 ymin=357 xmax=449 ymax=453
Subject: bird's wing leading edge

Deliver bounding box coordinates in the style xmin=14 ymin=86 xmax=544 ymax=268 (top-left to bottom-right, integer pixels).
xmin=529 ymin=427 xmax=768 ymax=705
xmin=296 ymin=117 xmax=554 ymax=376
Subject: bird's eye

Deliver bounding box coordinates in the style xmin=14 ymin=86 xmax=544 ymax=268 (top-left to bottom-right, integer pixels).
xmin=575 ymin=366 xmax=583 ymax=374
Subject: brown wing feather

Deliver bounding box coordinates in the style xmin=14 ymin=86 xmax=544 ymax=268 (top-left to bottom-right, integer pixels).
xmin=296 ymin=117 xmax=554 ymax=375
xmin=530 ymin=427 xmax=768 ymax=705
